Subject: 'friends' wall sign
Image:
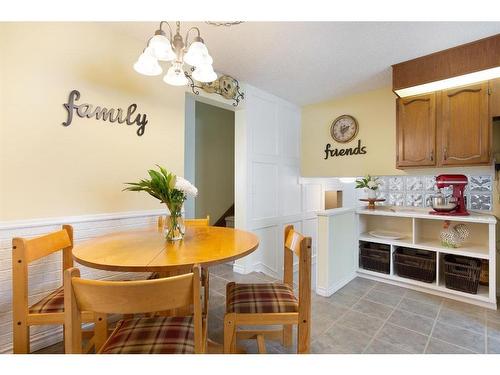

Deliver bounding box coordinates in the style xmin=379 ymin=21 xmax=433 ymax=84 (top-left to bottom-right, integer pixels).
xmin=324 ymin=114 xmax=367 ymax=160
xmin=62 ymin=90 xmax=148 ymax=136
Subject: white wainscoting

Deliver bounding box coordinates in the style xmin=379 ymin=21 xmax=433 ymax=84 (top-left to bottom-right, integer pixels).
xmin=0 ymin=209 xmax=164 ymax=354
xmin=233 ymin=85 xmax=321 ymax=286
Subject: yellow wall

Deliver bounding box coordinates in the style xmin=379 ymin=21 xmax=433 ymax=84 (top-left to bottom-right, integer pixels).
xmin=0 ymin=23 xmax=187 ymax=220
xmin=301 ymin=85 xmax=492 ymax=178
xmin=301 ymin=87 xmax=401 ymax=177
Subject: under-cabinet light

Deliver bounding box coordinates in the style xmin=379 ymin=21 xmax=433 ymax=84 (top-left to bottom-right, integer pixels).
xmin=395 ymin=66 xmax=500 ymax=98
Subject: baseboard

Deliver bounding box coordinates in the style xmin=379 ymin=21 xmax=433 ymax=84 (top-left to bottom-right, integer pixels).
xmin=316 ymin=272 xmax=357 ymax=297
xmin=232 ymin=262 xmax=247 ymax=274
xmin=1 ymin=327 xmax=63 ymax=354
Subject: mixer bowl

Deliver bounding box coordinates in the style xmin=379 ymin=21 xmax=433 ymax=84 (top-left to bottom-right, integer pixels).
xmin=431 ymin=195 xmax=458 ymax=212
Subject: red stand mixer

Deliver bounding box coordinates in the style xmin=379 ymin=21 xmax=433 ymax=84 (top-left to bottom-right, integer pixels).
xmin=429 ymin=174 xmax=469 ymax=216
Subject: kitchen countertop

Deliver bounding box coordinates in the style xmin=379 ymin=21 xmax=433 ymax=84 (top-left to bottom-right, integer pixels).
xmin=356 ymin=206 xmax=497 ymax=224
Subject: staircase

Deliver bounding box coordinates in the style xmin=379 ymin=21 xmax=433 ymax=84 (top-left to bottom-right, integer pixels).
xmin=214 ymin=204 xmax=234 ymax=227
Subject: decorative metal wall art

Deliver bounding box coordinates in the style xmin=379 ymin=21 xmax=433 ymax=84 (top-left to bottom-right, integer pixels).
xmin=62 ymin=90 xmax=148 ymax=136
xmin=186 ymin=73 xmax=244 ymax=107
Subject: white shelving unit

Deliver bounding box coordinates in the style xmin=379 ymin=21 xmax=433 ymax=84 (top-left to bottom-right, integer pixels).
xmin=356 ymin=206 xmax=497 ymax=309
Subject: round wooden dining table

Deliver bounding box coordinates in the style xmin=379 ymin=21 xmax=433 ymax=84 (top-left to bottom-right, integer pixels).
xmin=72 ymin=225 xmax=259 ymax=273
xmin=72 ymin=225 xmax=259 ymax=353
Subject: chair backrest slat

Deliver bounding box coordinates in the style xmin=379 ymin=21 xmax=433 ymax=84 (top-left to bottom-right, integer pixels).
xmin=158 ymin=215 xmax=210 ymax=230
xmin=65 ymin=265 xmax=203 ymax=354
xmin=184 ymin=216 xmax=210 ymax=227
xmin=284 ymin=228 xmax=305 ymax=257
xmin=23 ymin=229 xmax=72 ymax=263
xmin=71 ymin=273 xmax=194 ymax=315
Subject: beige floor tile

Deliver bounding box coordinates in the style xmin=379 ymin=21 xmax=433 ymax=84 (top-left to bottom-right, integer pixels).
xmin=486 ymin=307 xmax=500 ymax=323
xmin=315 ymin=325 xmax=372 ymax=354
xmin=364 ymin=339 xmax=411 ymax=354
xmin=487 ymin=336 xmax=500 ymax=353
xmin=388 ymin=309 xmax=435 ymax=336
xmin=373 ymin=282 xmax=407 ymax=296
xmin=431 ymin=321 xmax=484 ymax=353
xmin=352 ymin=299 xmax=394 ymax=320
xmin=325 ymin=290 xmax=361 ymax=308
xmin=312 ymin=299 xmax=349 ymax=322
xmin=425 ymin=338 xmax=475 ymax=354
xmin=438 ymin=307 xmax=486 ymax=334
xmin=209 ymin=275 xmax=230 ymax=293
xmin=364 ymin=289 xmax=403 ymax=307
xmin=404 ymin=289 xmax=443 ymax=307
xmin=487 ymin=319 xmax=500 ymax=341
xmin=442 ymin=299 xmax=486 ymax=318
xmin=398 ymin=298 xmax=440 ymax=319
xmin=375 ymin=323 xmax=428 ymax=353
xmin=337 ymin=310 xmax=384 ymax=337
xmin=210 ymin=263 xmax=234 ymax=277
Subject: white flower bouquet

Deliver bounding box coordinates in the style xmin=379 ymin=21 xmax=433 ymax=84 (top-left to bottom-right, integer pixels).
xmin=124 ymin=165 xmax=198 ymax=240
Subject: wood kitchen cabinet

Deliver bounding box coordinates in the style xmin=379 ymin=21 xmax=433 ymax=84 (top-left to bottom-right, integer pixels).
xmin=396 ymin=81 xmax=493 ymax=169
xmin=396 ymin=93 xmax=436 ymax=167
xmin=439 ymin=82 xmax=490 ymax=166
xmin=491 ymin=78 xmax=500 ymax=118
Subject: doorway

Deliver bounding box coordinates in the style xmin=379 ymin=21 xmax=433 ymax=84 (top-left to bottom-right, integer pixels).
xmin=184 ymin=95 xmax=235 ymax=227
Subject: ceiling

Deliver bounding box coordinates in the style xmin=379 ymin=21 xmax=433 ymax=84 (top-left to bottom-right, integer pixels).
xmin=112 ymin=22 xmax=500 ymax=105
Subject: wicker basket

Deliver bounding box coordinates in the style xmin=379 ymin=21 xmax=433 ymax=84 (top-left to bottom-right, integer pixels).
xmin=444 ymin=255 xmax=482 ymax=294
xmin=394 ymin=247 xmax=436 ymax=283
xmin=359 ymin=241 xmax=390 ymax=274
xmin=479 ymin=259 xmax=489 ymax=286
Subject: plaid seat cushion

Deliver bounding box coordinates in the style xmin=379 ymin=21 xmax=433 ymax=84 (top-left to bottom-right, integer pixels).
xmin=29 ymin=287 xmax=64 ymax=314
xmin=226 ymin=282 xmax=298 ymax=314
xmin=100 ymin=316 xmax=195 ymax=354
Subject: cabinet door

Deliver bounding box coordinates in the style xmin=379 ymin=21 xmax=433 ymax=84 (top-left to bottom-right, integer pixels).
xmin=490 ymin=79 xmax=500 ymax=118
xmin=396 ymin=93 xmax=436 ymax=168
xmin=440 ymin=82 xmax=490 ymax=166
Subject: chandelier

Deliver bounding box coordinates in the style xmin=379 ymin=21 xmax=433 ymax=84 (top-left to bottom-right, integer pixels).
xmin=134 ymin=21 xmax=217 ymax=86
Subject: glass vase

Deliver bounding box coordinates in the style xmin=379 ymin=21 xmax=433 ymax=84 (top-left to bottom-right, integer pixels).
xmin=165 ymin=204 xmax=185 ymax=241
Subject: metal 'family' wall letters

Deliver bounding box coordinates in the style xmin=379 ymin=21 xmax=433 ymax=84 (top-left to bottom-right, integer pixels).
xmin=62 ymin=90 xmax=148 ymax=136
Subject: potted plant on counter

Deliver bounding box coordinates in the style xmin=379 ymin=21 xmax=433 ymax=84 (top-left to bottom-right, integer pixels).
xmin=123 ymin=165 xmax=198 ymax=241
xmin=355 ymin=175 xmax=380 ymax=199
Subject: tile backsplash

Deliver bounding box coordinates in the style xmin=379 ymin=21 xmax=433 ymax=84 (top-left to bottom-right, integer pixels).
xmin=358 ymin=174 xmax=494 ymax=211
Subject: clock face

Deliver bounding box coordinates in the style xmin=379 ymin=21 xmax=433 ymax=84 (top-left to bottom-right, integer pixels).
xmin=330 ymin=115 xmax=358 ymax=143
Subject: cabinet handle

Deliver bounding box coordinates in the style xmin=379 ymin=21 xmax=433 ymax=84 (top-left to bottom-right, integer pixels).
xmin=443 ymin=147 xmax=448 ymax=160
xmin=430 ymin=150 xmax=434 ymax=161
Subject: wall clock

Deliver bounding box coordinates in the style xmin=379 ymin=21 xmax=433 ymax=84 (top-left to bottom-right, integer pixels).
xmin=330 ymin=115 xmax=359 ymax=143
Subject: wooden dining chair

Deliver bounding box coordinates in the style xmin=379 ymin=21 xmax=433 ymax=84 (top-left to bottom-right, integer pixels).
xmin=154 ymin=215 xmax=211 ymax=315
xmin=64 ymin=265 xmax=206 ymax=354
xmin=223 ymin=225 xmax=312 ymax=354
xmin=12 ymin=225 xmax=98 ymax=353
xmin=157 ymin=215 xmax=210 ymax=229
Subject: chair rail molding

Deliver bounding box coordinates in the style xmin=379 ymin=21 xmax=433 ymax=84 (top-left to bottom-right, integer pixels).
xmin=0 ymin=209 xmax=163 ymax=353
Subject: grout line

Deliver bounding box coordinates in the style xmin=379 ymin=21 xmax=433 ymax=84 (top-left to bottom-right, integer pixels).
xmin=422 ymin=299 xmax=443 ymax=353
xmin=310 ymin=281 xmax=378 ymax=348
xmin=362 ymin=288 xmax=407 ymax=353
xmin=485 ymin=313 xmax=488 ymax=353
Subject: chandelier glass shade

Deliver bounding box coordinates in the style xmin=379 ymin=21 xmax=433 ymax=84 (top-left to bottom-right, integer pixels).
xmin=134 ymin=21 xmax=217 ymax=85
